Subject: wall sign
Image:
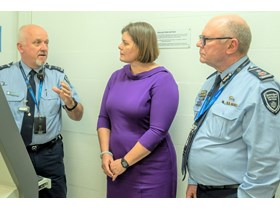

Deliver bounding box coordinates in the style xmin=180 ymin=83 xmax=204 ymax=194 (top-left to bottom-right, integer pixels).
xmin=157 ymin=28 xmax=191 ymax=49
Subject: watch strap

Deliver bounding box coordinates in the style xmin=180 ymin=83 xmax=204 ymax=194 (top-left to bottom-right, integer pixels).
xmin=121 ymin=158 xmax=129 ymax=169
xmin=64 ymin=97 xmax=78 ymax=111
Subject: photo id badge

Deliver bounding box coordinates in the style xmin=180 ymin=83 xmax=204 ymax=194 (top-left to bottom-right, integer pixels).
xmin=34 ymin=116 xmax=47 ymax=134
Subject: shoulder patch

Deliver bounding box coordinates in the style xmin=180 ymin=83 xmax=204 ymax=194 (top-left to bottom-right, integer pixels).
xmin=0 ymin=62 xmax=13 ymax=70
xmin=261 ymin=88 xmax=280 ymax=115
xmin=207 ymin=71 xmax=218 ymax=79
xmin=248 ymin=66 xmax=274 ymax=81
xmin=44 ymin=63 xmax=64 ymax=73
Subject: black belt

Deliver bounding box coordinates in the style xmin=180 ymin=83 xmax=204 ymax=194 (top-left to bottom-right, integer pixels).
xmin=26 ymin=134 xmax=63 ymax=152
xmin=198 ymin=184 xmax=239 ymax=190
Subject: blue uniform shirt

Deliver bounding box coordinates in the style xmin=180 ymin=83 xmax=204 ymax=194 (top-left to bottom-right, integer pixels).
xmin=188 ymin=56 xmax=280 ymax=198
xmin=0 ymin=61 xmax=81 ymax=145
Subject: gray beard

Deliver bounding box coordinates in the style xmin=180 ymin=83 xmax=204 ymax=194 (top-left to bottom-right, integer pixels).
xmin=35 ymin=59 xmax=46 ymax=67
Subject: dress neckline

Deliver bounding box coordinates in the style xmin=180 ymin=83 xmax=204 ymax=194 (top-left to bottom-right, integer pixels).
xmin=124 ymin=64 xmax=167 ymax=80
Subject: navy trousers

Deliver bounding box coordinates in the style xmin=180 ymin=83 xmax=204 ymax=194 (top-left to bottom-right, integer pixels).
xmin=197 ymin=185 xmax=237 ymax=198
xmin=28 ymin=139 xmax=67 ymax=198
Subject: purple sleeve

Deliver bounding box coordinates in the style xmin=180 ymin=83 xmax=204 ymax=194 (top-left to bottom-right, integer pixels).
xmin=96 ymin=76 xmax=112 ymax=130
xmin=138 ymin=73 xmax=179 ymax=151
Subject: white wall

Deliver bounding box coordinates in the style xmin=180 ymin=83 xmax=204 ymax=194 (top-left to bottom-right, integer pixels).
xmin=0 ymin=11 xmax=18 ymax=63
xmin=1 ymin=11 xmax=280 ymax=198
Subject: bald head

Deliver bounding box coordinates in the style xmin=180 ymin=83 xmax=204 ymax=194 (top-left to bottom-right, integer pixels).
xmin=208 ymin=14 xmax=247 ymax=26
xmin=17 ymin=24 xmax=49 ymax=69
xmin=205 ymin=14 xmax=252 ymax=55
xmin=18 ymin=24 xmax=48 ymax=44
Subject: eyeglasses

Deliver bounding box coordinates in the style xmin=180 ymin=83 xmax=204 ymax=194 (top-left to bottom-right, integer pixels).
xmin=199 ymin=35 xmax=233 ymax=47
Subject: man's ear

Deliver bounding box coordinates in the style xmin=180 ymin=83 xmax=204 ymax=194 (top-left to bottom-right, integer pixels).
xmin=17 ymin=43 xmax=23 ymax=53
xmin=226 ymin=38 xmax=238 ymax=54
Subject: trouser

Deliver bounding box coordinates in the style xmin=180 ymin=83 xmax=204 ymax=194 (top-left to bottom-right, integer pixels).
xmin=27 ymin=136 xmax=67 ymax=198
xmin=197 ymin=184 xmax=238 ymax=198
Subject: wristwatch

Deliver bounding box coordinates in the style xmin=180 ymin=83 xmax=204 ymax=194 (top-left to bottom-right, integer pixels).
xmin=63 ymin=97 xmax=78 ymax=111
xmin=121 ymin=158 xmax=129 ymax=169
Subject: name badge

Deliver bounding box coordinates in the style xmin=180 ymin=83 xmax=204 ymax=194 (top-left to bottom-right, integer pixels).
xmin=34 ymin=116 xmax=47 ymax=134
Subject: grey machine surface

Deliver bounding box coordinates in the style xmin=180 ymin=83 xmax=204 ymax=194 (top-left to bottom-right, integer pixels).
xmin=0 ymin=85 xmax=38 ymax=197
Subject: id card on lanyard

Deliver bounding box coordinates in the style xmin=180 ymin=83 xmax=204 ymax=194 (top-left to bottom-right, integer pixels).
xmin=19 ymin=62 xmax=47 ymax=134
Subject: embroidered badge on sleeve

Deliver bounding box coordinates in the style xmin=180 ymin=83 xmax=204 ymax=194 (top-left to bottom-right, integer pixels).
xmin=261 ymin=88 xmax=280 ymax=115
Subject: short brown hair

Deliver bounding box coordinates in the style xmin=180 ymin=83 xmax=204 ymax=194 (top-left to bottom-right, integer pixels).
xmin=121 ymin=22 xmax=159 ymax=63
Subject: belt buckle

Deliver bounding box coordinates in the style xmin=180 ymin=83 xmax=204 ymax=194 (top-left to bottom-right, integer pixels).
xmin=31 ymin=145 xmax=38 ymax=151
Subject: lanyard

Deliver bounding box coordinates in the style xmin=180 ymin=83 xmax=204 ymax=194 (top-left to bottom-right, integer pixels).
xmin=19 ymin=62 xmax=43 ymax=115
xmin=194 ymin=58 xmax=250 ymax=122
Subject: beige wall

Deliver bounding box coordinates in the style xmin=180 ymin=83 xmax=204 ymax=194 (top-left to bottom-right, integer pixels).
xmin=1 ymin=11 xmax=280 ymax=198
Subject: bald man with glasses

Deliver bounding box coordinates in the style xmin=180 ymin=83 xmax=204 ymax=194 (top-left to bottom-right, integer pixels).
xmin=181 ymin=14 xmax=280 ymax=198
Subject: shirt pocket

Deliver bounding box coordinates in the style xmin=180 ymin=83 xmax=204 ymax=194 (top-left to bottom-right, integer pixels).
xmin=209 ymin=103 xmax=243 ymax=139
xmin=5 ymin=91 xmax=25 ymax=124
xmin=5 ymin=91 xmax=25 ymax=103
xmin=40 ymin=90 xmax=61 ymax=117
xmin=3 ymin=89 xmax=26 ymax=109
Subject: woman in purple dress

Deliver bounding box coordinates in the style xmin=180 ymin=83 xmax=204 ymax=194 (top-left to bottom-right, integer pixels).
xmin=97 ymin=22 xmax=179 ymax=198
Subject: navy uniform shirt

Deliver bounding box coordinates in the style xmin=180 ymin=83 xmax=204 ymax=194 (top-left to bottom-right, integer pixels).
xmin=0 ymin=61 xmax=81 ymax=145
xmin=188 ymin=56 xmax=280 ymax=197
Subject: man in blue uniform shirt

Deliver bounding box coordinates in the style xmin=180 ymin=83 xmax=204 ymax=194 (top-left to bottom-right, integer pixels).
xmin=0 ymin=24 xmax=84 ymax=197
xmin=182 ymin=14 xmax=280 ymax=198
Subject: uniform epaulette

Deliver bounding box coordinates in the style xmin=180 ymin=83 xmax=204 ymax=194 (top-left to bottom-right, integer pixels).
xmin=207 ymin=71 xmax=218 ymax=79
xmin=44 ymin=63 xmax=64 ymax=73
xmin=0 ymin=62 xmax=13 ymax=70
xmin=248 ymin=66 xmax=274 ymax=81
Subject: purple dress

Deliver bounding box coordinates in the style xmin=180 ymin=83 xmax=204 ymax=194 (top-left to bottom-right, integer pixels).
xmin=97 ymin=64 xmax=179 ymax=198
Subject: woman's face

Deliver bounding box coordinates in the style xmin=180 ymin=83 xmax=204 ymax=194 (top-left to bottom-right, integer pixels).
xmin=118 ymin=32 xmax=139 ymax=63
